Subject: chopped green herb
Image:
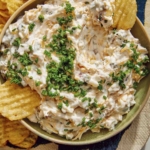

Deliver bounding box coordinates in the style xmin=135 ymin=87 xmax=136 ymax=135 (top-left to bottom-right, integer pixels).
xmin=113 ymin=29 xmax=117 ymax=34
xmin=64 ymin=129 xmax=69 ymax=131
xmin=38 ymin=14 xmax=44 ymax=22
xmin=20 ymin=68 xmax=28 ymax=77
xmin=57 ymin=15 xmax=73 ymax=26
xmin=35 ymin=58 xmax=39 ymax=63
xmin=12 ymin=38 xmax=21 ymax=47
xmin=13 ymin=52 xmax=20 ymax=58
xmin=10 ymin=76 xmax=22 ymax=84
xmin=37 ymin=68 xmax=42 ymax=75
xmin=143 ymin=56 xmax=149 ymax=63
xmin=57 ymin=102 xmax=63 ymax=110
xmin=81 ymin=117 xmax=86 ymax=127
xmin=35 ymin=81 xmax=41 ymax=86
xmin=43 ymin=35 xmax=47 ymax=41
xmin=12 ymin=28 xmax=16 ymax=32
xmin=120 ymin=43 xmax=126 ymax=48
xmin=133 ymin=81 xmax=138 ymax=89
xmin=103 ymin=96 xmax=107 ymax=100
xmin=130 ymin=43 xmax=134 ymax=48
xmin=27 ymin=66 xmax=31 ymax=71
xmin=87 ymin=120 xmax=96 ymax=129
xmin=92 ymin=102 xmax=98 ymax=108
xmin=3 ymin=49 xmax=9 ymax=55
xmin=99 ymin=106 xmax=106 ymax=114
xmin=65 ymin=1 xmax=75 ymax=14
xmin=63 ymin=100 xmax=69 ymax=106
xmin=6 ymin=67 xmax=22 ymax=84
xmin=28 ymin=23 xmax=35 ymax=32
xmin=141 ymin=68 xmax=149 ymax=76
xmin=41 ymin=90 xmax=47 ymax=96
xmin=89 ymin=112 xmax=93 ymax=118
xmin=98 ymin=83 xmax=103 ymax=90
xmin=29 ymin=45 xmax=33 ymax=51
xmin=44 ymin=50 xmax=51 ymax=58
xmin=18 ymin=53 xmax=33 ymax=66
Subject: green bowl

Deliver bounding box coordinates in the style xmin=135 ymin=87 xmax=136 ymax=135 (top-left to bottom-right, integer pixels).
xmin=0 ymin=0 xmax=150 ymax=146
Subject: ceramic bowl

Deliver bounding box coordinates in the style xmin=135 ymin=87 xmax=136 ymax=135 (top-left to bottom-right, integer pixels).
xmin=0 ymin=0 xmax=150 ymax=146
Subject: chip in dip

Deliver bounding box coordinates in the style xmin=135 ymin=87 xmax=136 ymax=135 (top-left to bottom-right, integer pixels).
xmin=0 ymin=0 xmax=149 ymax=140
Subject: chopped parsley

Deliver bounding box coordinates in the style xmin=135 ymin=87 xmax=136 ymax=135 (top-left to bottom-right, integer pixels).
xmin=37 ymin=68 xmax=42 ymax=75
xmin=57 ymin=15 xmax=73 ymax=26
xmin=133 ymin=81 xmax=138 ymax=89
xmin=29 ymin=45 xmax=33 ymax=51
xmin=28 ymin=23 xmax=35 ymax=32
xmin=6 ymin=63 xmax=22 ymax=84
xmin=63 ymin=100 xmax=69 ymax=106
xmin=35 ymin=81 xmax=41 ymax=86
xmin=12 ymin=38 xmax=21 ymax=47
xmin=18 ymin=53 xmax=33 ymax=66
xmin=103 ymin=96 xmax=107 ymax=100
xmin=3 ymin=49 xmax=9 ymax=55
xmin=38 ymin=14 xmax=44 ymax=22
xmin=43 ymin=35 xmax=47 ymax=41
xmin=41 ymin=3 xmax=87 ymax=99
xmin=20 ymin=68 xmax=28 ymax=77
xmin=57 ymin=102 xmax=63 ymax=110
xmin=34 ymin=58 xmax=38 ymax=63
xmin=12 ymin=28 xmax=17 ymax=32
xmin=44 ymin=50 xmax=51 ymax=58
xmin=64 ymin=1 xmax=75 ymax=14
xmin=97 ymin=82 xmax=103 ymax=90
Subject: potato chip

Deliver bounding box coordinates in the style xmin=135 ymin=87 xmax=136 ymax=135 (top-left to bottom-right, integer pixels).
xmin=0 ymin=81 xmax=41 ymax=120
xmin=0 ymin=15 xmax=8 ymax=24
xmin=15 ymin=131 xmax=38 ymax=148
xmin=0 ymin=115 xmax=38 ymax=148
xmin=112 ymin=0 xmax=137 ymax=29
xmin=0 ymin=115 xmax=7 ymax=147
xmin=0 ymin=0 xmax=7 ymax=10
xmin=5 ymin=119 xmax=30 ymax=145
xmin=0 ymin=9 xmax=10 ymax=18
xmin=1 ymin=0 xmax=25 ymax=15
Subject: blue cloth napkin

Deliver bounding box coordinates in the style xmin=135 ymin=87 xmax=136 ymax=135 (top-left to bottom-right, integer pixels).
xmin=137 ymin=0 xmax=147 ymax=24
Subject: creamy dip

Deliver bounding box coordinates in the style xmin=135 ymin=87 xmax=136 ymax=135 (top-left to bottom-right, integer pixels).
xmin=0 ymin=0 xmax=149 ymax=140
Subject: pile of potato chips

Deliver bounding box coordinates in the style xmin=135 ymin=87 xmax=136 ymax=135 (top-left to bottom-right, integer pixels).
xmin=0 ymin=1 xmax=41 ymax=149
xmin=0 ymin=81 xmax=41 ymax=149
xmin=0 ymin=115 xmax=38 ymax=148
xmin=0 ymin=0 xmax=137 ymax=149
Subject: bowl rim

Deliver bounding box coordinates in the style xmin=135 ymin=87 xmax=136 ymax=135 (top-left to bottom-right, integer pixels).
xmin=0 ymin=0 xmax=150 ymax=146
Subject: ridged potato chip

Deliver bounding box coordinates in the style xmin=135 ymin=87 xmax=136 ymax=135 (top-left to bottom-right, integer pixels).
xmin=15 ymin=131 xmax=38 ymax=148
xmin=1 ymin=0 xmax=26 ymax=15
xmin=112 ymin=0 xmax=137 ymax=29
xmin=0 ymin=115 xmax=7 ymax=147
xmin=5 ymin=119 xmax=30 ymax=145
xmin=0 ymin=81 xmax=41 ymax=120
xmin=0 ymin=115 xmax=37 ymax=148
xmin=0 ymin=10 xmax=10 ymax=18
xmin=0 ymin=0 xmax=7 ymax=10
xmin=0 ymin=15 xmax=8 ymax=24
